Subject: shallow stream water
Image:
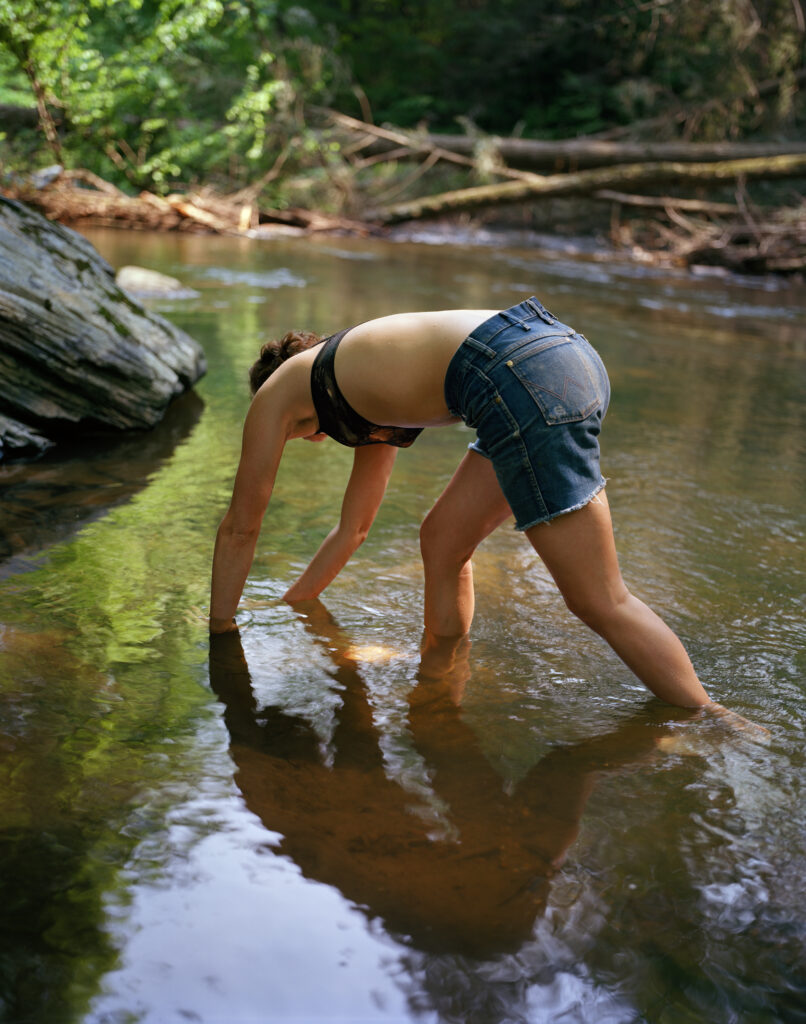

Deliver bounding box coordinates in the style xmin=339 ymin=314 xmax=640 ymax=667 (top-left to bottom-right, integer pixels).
xmin=1 ymin=230 xmax=805 ymax=1024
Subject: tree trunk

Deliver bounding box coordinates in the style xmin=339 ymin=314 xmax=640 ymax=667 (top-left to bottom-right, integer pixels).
xmin=22 ymin=57 xmax=63 ymax=163
xmin=372 ymin=154 xmax=806 ymax=224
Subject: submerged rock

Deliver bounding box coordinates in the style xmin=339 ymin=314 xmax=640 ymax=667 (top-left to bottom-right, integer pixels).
xmin=0 ymin=411 xmax=51 ymax=459
xmin=116 ymin=264 xmax=199 ymax=298
xmin=0 ymin=196 xmax=206 ymax=460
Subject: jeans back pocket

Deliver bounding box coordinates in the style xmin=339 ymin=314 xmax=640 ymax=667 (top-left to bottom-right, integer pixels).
xmin=506 ymin=336 xmax=606 ymax=425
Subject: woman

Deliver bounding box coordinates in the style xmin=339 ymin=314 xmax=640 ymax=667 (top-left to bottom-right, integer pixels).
xmin=210 ymin=296 xmax=711 ymax=708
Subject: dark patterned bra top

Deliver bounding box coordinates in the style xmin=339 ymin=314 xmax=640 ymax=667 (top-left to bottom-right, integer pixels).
xmin=310 ymin=328 xmax=423 ymax=448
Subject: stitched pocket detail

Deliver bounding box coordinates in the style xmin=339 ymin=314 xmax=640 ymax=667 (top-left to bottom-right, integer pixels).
xmin=506 ymin=337 xmax=603 ymax=425
xmin=462 ymin=366 xmax=520 ymax=452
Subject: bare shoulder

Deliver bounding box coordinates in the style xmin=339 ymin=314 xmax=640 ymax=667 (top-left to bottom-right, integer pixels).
xmin=253 ymin=343 xmax=319 ymax=401
xmin=249 ymin=344 xmax=319 ymax=430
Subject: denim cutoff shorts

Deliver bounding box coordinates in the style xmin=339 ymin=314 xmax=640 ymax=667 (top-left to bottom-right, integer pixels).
xmin=444 ymin=297 xmax=610 ymax=531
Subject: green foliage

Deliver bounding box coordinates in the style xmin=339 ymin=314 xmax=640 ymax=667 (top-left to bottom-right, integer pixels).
xmin=0 ymin=0 xmax=342 ymax=191
xmin=0 ymin=0 xmax=802 ymax=196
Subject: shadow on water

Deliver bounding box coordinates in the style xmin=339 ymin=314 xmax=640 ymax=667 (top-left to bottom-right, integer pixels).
xmin=0 ymin=391 xmax=204 ymax=577
xmin=209 ymin=601 xmax=699 ymax=962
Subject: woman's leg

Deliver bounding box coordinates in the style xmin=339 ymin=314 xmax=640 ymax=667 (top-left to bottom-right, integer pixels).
xmin=420 ymin=451 xmax=512 ymax=636
xmin=525 ymin=492 xmax=711 ymax=707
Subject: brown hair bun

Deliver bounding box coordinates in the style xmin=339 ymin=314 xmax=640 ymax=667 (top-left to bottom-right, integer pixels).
xmin=248 ymin=330 xmax=322 ymax=394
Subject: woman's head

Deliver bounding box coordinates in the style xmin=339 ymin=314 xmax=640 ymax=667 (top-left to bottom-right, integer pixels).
xmin=248 ymin=330 xmax=322 ymax=394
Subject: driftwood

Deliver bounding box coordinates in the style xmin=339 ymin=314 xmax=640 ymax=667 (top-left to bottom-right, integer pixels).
xmin=2 ymin=147 xmax=802 ymax=275
xmin=372 ymin=153 xmax=806 ymax=223
xmin=184 ymin=189 xmax=377 ymax=235
xmin=609 ymin=198 xmax=806 ymax=273
xmin=2 ymin=174 xmax=378 ymax=237
xmin=8 ymin=184 xmax=188 ymax=231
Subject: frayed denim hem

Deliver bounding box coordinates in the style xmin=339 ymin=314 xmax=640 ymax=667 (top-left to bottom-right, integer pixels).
xmin=514 ymin=478 xmax=608 ymax=532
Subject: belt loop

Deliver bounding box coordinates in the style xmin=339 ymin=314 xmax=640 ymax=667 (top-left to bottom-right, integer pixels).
xmin=526 ymin=296 xmax=558 ymax=325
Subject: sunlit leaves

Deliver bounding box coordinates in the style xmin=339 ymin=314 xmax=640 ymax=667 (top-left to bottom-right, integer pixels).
xmin=0 ymin=0 xmax=337 ymax=190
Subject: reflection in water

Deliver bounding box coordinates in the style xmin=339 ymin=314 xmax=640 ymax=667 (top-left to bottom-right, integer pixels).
xmin=0 ymin=619 xmax=209 ymax=1024
xmin=0 ymin=389 xmax=203 ymax=575
xmin=209 ymin=602 xmax=697 ymax=961
xmin=0 ymin=626 xmax=120 ymax=1024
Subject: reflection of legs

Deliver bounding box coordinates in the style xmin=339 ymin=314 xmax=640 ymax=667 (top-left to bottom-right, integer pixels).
xmin=420 ymin=452 xmax=512 ymax=637
xmin=526 ymin=492 xmax=711 ymax=707
xmin=417 ymin=631 xmax=472 ymax=704
xmin=291 ymin=600 xmax=385 ymax=770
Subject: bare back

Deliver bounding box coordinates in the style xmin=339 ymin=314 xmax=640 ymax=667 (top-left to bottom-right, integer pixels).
xmin=326 ymin=309 xmax=499 ymax=428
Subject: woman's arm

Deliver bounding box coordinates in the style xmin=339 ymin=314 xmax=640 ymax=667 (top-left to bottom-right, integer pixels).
xmin=283 ymin=443 xmax=398 ymax=602
xmin=210 ymin=388 xmax=293 ymax=632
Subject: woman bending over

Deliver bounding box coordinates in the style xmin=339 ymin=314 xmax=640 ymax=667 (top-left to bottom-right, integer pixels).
xmin=210 ymin=296 xmax=711 ymax=709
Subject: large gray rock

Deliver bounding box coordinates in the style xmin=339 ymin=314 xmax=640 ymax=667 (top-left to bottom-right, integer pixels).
xmin=0 ymin=196 xmax=206 ymax=460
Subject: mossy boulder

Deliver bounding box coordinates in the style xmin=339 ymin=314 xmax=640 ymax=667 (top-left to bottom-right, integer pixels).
xmin=0 ymin=196 xmax=206 ymax=460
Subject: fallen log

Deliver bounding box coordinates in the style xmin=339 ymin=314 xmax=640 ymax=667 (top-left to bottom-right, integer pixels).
xmin=592 ymin=191 xmax=741 ymax=214
xmin=381 ymin=135 xmax=806 ymax=172
xmin=6 ymin=182 xmax=187 ymax=230
xmin=323 ymin=109 xmax=480 ymax=172
xmin=270 ymin=206 xmax=377 ymax=233
xmin=165 ymin=195 xmax=236 ymax=233
xmin=372 ymin=153 xmax=806 ymax=224
xmin=323 ymin=109 xmax=545 ymax=185
xmin=182 ymin=190 xmax=375 ymax=234
xmin=2 ymin=173 xmax=379 ymax=237
xmin=324 ymin=107 xmax=806 ymax=172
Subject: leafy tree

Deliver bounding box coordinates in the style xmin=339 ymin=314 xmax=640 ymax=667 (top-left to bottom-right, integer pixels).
xmin=0 ymin=0 xmax=343 ymax=191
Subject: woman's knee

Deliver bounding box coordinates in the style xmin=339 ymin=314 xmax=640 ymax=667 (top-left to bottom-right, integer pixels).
xmin=419 ymin=508 xmax=474 ymax=569
xmin=560 ymin=581 xmax=631 ymax=632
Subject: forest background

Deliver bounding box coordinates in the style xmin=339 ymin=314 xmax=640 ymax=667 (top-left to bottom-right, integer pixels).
xmin=0 ymin=0 xmax=804 ymax=257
